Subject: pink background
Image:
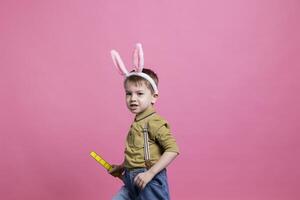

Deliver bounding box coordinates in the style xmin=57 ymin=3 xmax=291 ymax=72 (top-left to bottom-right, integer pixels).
xmin=1 ymin=0 xmax=299 ymax=199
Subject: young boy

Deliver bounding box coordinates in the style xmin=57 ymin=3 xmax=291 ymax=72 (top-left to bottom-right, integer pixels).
xmin=110 ymin=44 xmax=179 ymax=200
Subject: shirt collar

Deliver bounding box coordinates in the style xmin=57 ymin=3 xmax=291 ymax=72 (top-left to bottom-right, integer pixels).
xmin=135 ymin=106 xmax=156 ymax=122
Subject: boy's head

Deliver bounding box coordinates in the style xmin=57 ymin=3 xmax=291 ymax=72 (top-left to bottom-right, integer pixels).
xmin=124 ymin=68 xmax=159 ymax=94
xmin=111 ymin=43 xmax=160 ymax=114
xmin=124 ymin=68 xmax=159 ymax=114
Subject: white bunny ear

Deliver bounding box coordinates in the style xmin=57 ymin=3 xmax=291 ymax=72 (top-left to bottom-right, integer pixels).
xmin=133 ymin=43 xmax=144 ymax=72
xmin=111 ymin=50 xmax=128 ymax=75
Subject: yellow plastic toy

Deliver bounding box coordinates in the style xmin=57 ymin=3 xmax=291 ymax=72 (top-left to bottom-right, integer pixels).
xmin=90 ymin=151 xmax=123 ymax=180
xmin=90 ymin=151 xmax=113 ymax=171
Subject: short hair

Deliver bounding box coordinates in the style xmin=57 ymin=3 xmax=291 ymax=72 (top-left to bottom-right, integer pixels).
xmin=124 ymin=68 xmax=159 ymax=94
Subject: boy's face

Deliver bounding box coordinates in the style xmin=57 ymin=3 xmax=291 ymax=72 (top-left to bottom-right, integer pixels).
xmin=125 ymin=81 xmax=158 ymax=114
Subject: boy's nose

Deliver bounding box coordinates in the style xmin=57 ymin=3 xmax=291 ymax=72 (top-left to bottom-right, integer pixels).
xmin=130 ymin=94 xmax=137 ymax=101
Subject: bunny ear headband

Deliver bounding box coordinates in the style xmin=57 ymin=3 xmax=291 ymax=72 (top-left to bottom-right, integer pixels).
xmin=110 ymin=43 xmax=159 ymax=94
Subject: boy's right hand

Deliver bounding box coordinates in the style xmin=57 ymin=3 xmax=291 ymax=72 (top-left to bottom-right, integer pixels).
xmin=109 ymin=164 xmax=124 ymax=179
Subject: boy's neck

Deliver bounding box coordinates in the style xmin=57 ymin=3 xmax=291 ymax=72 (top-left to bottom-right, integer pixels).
xmin=135 ymin=106 xmax=156 ymax=122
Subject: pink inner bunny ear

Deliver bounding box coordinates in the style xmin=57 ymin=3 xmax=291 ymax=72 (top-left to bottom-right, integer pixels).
xmin=133 ymin=48 xmax=139 ymax=71
xmin=133 ymin=43 xmax=144 ymax=72
xmin=111 ymin=50 xmax=128 ymax=76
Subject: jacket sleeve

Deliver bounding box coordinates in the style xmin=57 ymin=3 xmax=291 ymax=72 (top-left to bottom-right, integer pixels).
xmin=148 ymin=119 xmax=180 ymax=154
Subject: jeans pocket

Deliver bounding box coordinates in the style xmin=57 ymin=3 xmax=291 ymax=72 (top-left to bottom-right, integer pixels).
xmin=150 ymin=170 xmax=167 ymax=188
xmin=149 ymin=178 xmax=164 ymax=188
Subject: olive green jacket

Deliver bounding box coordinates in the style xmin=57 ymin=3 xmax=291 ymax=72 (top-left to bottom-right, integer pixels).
xmin=124 ymin=106 xmax=179 ymax=169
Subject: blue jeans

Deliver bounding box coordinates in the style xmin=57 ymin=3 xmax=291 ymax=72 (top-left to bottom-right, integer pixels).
xmin=112 ymin=168 xmax=170 ymax=200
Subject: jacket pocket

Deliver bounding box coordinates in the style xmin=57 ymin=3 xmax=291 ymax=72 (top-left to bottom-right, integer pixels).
xmin=127 ymin=128 xmax=144 ymax=148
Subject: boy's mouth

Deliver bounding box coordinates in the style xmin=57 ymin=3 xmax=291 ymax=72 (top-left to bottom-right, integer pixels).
xmin=130 ymin=104 xmax=138 ymax=109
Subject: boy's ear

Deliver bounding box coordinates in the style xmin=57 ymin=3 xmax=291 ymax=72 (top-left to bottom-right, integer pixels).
xmin=151 ymin=94 xmax=159 ymax=104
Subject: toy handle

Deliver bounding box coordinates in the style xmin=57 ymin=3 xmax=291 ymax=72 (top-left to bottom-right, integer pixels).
xmin=90 ymin=151 xmax=123 ymax=180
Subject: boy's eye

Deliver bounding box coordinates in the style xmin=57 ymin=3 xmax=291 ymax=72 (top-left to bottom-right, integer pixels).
xmin=126 ymin=92 xmax=132 ymax=96
xmin=137 ymin=92 xmax=144 ymax=96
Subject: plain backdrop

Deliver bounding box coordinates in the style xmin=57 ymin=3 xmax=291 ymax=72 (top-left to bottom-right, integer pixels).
xmin=1 ymin=0 xmax=299 ymax=199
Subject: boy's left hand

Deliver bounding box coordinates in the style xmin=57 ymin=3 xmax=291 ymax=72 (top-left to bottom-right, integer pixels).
xmin=134 ymin=171 xmax=155 ymax=189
